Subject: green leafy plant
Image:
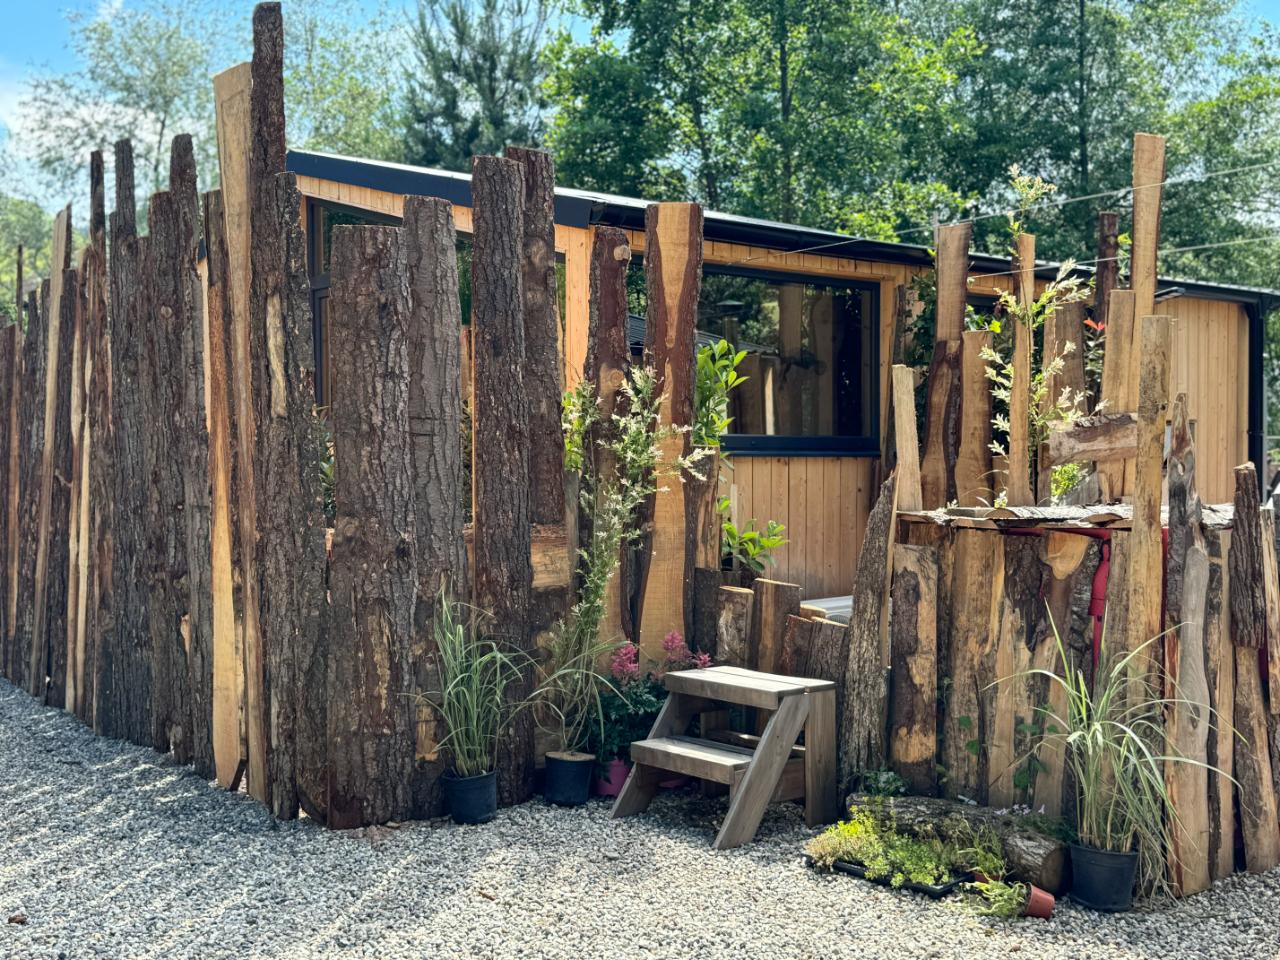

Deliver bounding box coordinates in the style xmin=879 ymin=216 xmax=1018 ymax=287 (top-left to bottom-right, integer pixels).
xmin=806 ymin=802 xmax=964 ymax=889
xmin=418 ymin=590 xmax=534 ymax=779
xmin=858 ymin=768 xmax=910 ymax=797
xmin=1012 ymin=614 xmax=1222 ymax=897
xmin=962 ymin=878 xmax=1028 ymax=917
xmin=536 ymin=623 xmax=620 ymax=755
xmin=719 ymin=496 xmax=787 ymax=573
xmin=693 ymin=338 xmax=747 ymax=448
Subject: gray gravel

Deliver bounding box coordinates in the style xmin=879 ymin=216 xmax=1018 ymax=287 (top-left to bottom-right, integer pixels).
xmin=2 ymin=678 xmax=1278 ymax=960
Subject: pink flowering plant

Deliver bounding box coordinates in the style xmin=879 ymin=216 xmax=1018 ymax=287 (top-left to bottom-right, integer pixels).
xmin=589 ymin=631 xmax=712 ymax=770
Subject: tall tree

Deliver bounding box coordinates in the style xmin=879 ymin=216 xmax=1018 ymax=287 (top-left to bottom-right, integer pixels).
xmin=404 ymin=0 xmax=549 ymax=171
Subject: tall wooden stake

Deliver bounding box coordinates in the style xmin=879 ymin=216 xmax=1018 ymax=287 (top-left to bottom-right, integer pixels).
xmin=955 ymin=330 xmax=993 ymax=506
xmin=1006 ymin=232 xmax=1035 ymax=506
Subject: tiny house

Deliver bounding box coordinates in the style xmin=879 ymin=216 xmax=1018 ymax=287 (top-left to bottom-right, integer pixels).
xmin=287 ymin=149 xmax=1277 ymax=599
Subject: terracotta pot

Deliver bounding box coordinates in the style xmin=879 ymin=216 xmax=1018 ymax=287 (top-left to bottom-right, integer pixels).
xmin=1023 ymin=884 xmax=1055 ymax=919
xmin=595 ymin=759 xmax=630 ymax=797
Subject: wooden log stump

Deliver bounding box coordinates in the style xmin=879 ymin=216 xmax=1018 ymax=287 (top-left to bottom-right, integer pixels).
xmin=751 ymin=578 xmax=801 ymax=674
xmin=716 ymin=585 xmax=754 ymax=668
xmin=471 ymin=155 xmax=534 ymax=806
xmin=327 ymin=224 xmax=418 ymax=828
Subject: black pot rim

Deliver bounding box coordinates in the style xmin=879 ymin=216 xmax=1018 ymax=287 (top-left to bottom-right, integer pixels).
xmin=1069 ymin=842 xmax=1138 ymax=860
xmin=443 ymin=770 xmax=497 ymax=784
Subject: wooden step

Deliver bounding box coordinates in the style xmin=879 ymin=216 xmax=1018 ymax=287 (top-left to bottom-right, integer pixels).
xmin=630 ymin=735 xmax=753 ymax=784
xmin=665 ymin=666 xmax=833 ymax=710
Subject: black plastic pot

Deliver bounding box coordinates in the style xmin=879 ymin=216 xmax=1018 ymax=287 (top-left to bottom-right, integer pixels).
xmin=545 ymin=751 xmax=595 ymax=806
xmin=1069 ymin=843 xmax=1138 ymax=912
xmin=443 ymin=771 xmax=497 ymax=825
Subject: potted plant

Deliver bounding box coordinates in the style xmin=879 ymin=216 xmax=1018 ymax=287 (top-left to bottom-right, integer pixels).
xmin=1025 ymin=622 xmax=1213 ymax=911
xmin=957 ymin=826 xmax=1055 ymax=919
xmin=420 ymin=591 xmax=533 ymax=825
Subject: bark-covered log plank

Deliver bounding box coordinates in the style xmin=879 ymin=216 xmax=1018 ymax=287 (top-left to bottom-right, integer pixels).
xmin=1006 ymin=232 xmax=1035 ymax=507
xmin=28 ymin=206 xmax=71 ymax=700
xmin=63 ymin=255 xmax=88 ymax=715
xmin=778 ymin=614 xmax=814 ymax=678
xmin=752 ymin=578 xmax=801 ymax=675
xmin=919 ymin=340 xmax=960 ymax=510
xmin=716 ymin=585 xmax=753 ymax=668
xmin=102 ymin=140 xmax=152 ymax=744
xmin=987 ymin=535 xmax=1048 ymax=808
xmin=846 ymin=793 xmax=1068 ymax=894
xmin=403 ymin=196 xmax=468 ymax=818
xmin=888 ymin=542 xmax=939 ymax=795
xmin=13 ymin=283 xmax=46 ymax=694
xmin=1203 ymin=527 xmax=1235 ymax=881
xmin=43 ymin=263 xmax=76 ymax=708
xmin=2 ymin=312 xmax=20 ymax=678
xmin=1122 ymin=315 xmax=1170 ymax=676
xmin=1233 ymin=643 xmax=1280 ymax=872
xmin=942 ymin=529 xmax=996 ymax=801
xmin=635 ymin=203 xmax=702 ymax=661
xmin=203 ymin=189 xmax=244 ymax=787
xmin=955 ymin=330 xmax=993 ymax=507
xmin=933 ymin=223 xmax=970 ymax=344
xmin=471 ymin=155 xmax=534 ymax=806
xmin=839 ymin=475 xmax=895 ymax=793
xmin=327 ymin=224 xmax=418 ymax=828
xmin=1093 ymin=211 xmax=1119 ymax=352
xmin=1162 ymin=394 xmax=1211 ymax=895
xmin=584 ymin=226 xmax=632 ymax=645
xmin=1096 ymin=289 xmax=1135 ymax=502
xmin=0 ymin=249 xmax=19 ymax=671
xmin=1230 ymin=463 xmax=1267 ymax=649
xmin=1046 ymin=412 xmax=1137 ymax=465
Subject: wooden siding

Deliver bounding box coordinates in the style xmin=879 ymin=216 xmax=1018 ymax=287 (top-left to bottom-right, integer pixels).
xmin=294 ymin=174 xmax=1253 ymax=596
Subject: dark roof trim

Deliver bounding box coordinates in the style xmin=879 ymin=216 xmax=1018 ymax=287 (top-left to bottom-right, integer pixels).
xmin=287 ymin=149 xmax=1279 ymax=313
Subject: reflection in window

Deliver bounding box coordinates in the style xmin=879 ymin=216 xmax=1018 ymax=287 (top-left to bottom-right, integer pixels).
xmin=699 ymin=272 xmax=875 ymax=439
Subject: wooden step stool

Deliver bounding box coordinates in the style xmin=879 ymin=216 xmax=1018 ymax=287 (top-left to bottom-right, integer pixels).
xmin=610 ymin=665 xmax=839 ymax=849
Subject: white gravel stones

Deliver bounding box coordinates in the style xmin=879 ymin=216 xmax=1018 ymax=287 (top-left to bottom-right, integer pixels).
xmin=1 ymin=677 xmax=1278 ymax=959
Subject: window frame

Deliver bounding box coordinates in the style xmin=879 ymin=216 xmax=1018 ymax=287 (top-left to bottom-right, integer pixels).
xmin=700 ymin=263 xmax=881 ymax=458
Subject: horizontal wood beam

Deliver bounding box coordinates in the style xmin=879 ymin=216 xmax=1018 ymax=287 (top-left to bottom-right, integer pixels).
xmin=1046 ymin=412 xmax=1138 ymax=464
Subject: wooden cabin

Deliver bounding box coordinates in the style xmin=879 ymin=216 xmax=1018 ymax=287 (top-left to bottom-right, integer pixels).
xmin=287 ymin=149 xmax=1277 ymax=599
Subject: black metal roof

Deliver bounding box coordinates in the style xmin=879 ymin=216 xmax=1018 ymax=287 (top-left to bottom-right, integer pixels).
xmin=287 ymin=149 xmax=1279 ymax=313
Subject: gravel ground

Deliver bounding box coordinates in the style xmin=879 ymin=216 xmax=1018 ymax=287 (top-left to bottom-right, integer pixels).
xmin=2 ymin=679 xmax=1279 ymax=960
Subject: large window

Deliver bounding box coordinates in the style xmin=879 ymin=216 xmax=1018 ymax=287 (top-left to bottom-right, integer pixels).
xmin=699 ymin=268 xmax=878 ymax=455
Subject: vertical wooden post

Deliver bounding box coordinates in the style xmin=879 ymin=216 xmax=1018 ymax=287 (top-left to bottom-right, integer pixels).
xmin=202 ymin=188 xmax=243 ymax=787
xmin=504 ymin=148 xmax=571 ymax=657
xmin=1129 ymin=134 xmax=1165 ymax=326
xmin=402 ymin=196 xmax=468 ymax=817
xmin=1006 ymin=232 xmax=1035 ymax=506
xmin=956 ymin=330 xmax=993 ymax=507
xmin=1038 ymin=301 xmax=1088 ymax=499
xmin=1162 ymin=394 xmax=1211 ymax=896
xmin=65 ymin=249 xmax=88 ymax=714
xmin=1096 ymin=288 xmax=1134 ymax=501
xmin=213 ymin=57 xmax=261 ymax=797
xmin=1228 ymin=463 xmax=1280 ymax=872
xmin=1122 ymin=315 xmax=1171 ymax=672
xmin=889 ymin=543 xmax=938 ymax=795
xmin=13 ymin=283 xmax=47 ymax=693
xmin=920 ymin=222 xmax=968 ymax=511
xmin=716 ymin=585 xmax=754 ymax=668
xmin=44 ymin=264 xmax=77 ymax=708
xmin=751 ymin=578 xmax=801 ymax=674
xmin=0 ymin=244 xmax=19 ymax=672
xmin=934 ymin=223 xmax=971 ymax=343
xmin=584 ymin=226 xmax=632 ymax=645
xmin=891 ymin=365 xmax=922 ymax=512
xmin=1093 ymin=211 xmax=1119 ymax=347
xmin=471 ymin=154 xmax=534 ymax=805
xmin=327 ymin=224 xmax=418 ymax=828
xmin=1202 ymin=526 xmax=1235 ymax=881
xmin=943 ymin=529 xmax=997 ymax=801
xmin=636 ymin=202 xmax=702 ymax=662
xmin=28 ymin=205 xmax=71 ymax=700
xmin=839 ymin=475 xmax=895 ymax=793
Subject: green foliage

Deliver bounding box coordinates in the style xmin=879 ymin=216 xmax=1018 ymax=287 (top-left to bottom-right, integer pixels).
xmin=419 ymin=591 xmax=535 ymax=778
xmin=404 ymin=0 xmax=547 ymax=171
xmin=806 ymin=802 xmax=964 ymax=889
xmin=719 ymin=498 xmax=787 ymax=574
xmin=858 ymin=768 xmax=910 ymax=797
xmin=0 ymin=194 xmax=55 ymax=324
xmin=693 ymin=339 xmax=747 ymax=449
xmin=961 ymin=878 xmax=1028 ymax=918
xmin=587 ymin=678 xmax=663 ymax=768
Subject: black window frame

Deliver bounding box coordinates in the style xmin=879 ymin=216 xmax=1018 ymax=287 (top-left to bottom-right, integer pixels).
xmin=700 ymin=263 xmax=881 ymax=458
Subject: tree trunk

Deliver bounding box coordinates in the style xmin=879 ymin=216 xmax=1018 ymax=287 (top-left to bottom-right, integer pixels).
xmin=402 ymin=195 xmax=468 ymax=818
xmin=326 ymin=224 xmax=418 ymax=828
xmin=846 ymin=793 xmax=1069 ymax=894
xmin=471 ymin=155 xmax=533 ymax=805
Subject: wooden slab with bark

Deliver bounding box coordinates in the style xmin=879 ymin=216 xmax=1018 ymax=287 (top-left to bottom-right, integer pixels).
xmin=327 ymin=224 xmax=418 ymax=828
xmin=1203 ymin=526 xmax=1235 ymax=881
xmin=889 ymin=543 xmax=938 ymax=794
xmin=955 ymin=330 xmax=993 ymax=507
xmin=636 ymin=203 xmax=702 ymax=661
xmin=1162 ymin=395 xmax=1211 ymax=895
xmin=1095 ymin=289 xmax=1134 ymax=502
xmin=403 ymin=196 xmax=469 ymax=818
xmin=942 ymin=529 xmax=995 ymax=801
xmin=471 ymin=155 xmax=534 ymax=805
xmin=839 ymin=475 xmax=895 ymax=793
xmin=920 ymin=340 xmax=960 ymax=510
xmin=891 ymin=365 xmax=922 ymax=512
xmin=752 ymin=578 xmax=801 ymax=675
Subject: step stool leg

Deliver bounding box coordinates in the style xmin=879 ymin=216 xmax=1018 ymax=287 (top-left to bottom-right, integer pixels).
xmin=713 ymin=694 xmax=809 ymax=850
xmin=803 ymin=689 xmax=839 ymax=827
xmin=610 ymin=691 xmax=711 ymax=820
